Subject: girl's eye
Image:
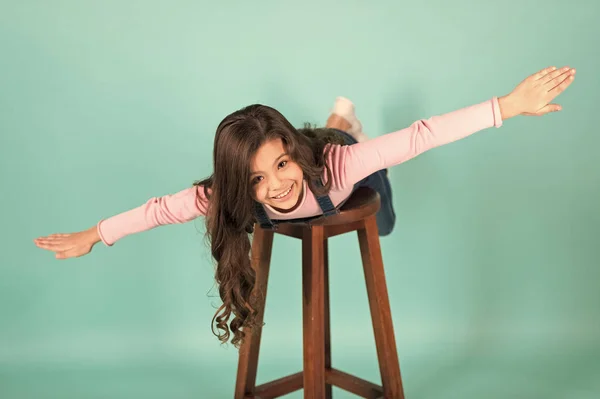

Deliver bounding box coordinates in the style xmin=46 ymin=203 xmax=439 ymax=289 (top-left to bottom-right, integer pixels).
xmin=252 ymin=176 xmax=263 ymax=185
xmin=278 ymin=161 xmax=287 ymax=169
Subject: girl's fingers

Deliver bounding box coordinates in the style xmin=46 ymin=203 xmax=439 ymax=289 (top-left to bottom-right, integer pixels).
xmin=534 ymin=66 xmax=557 ymax=80
xmin=35 ymin=242 xmax=62 ymax=251
xmin=34 ymin=234 xmax=87 ymax=258
xmin=538 ymin=104 xmax=563 ymax=115
xmin=35 ymin=239 xmax=72 ymax=251
xmin=546 ymin=69 xmax=576 ymax=91
xmin=541 ymin=67 xmax=571 ymax=84
xmin=35 ymin=237 xmax=63 ymax=244
xmin=34 ymin=238 xmax=53 ymax=246
xmin=549 ymin=72 xmax=575 ymax=96
xmin=35 ymin=234 xmax=68 ymax=242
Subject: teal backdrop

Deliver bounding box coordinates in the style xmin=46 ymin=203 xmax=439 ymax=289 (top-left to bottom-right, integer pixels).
xmin=1 ymin=1 xmax=598 ymax=398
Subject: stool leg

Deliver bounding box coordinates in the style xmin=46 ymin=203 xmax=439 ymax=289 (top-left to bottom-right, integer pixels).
xmin=323 ymin=238 xmax=332 ymax=399
xmin=234 ymin=226 xmax=274 ymax=399
xmin=302 ymin=225 xmax=327 ymax=398
xmin=357 ymin=216 xmax=405 ymax=399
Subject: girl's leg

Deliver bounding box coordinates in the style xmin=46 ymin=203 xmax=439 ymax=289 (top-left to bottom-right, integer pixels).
xmin=326 ymin=97 xmax=369 ymax=143
xmin=358 ymin=169 xmax=396 ymax=236
xmin=325 ymin=113 xmax=351 ymax=132
xmin=326 ymin=96 xmax=396 ymax=236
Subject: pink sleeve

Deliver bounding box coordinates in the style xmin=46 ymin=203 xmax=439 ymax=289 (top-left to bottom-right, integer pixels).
xmin=328 ymin=97 xmax=503 ymax=187
xmin=96 ymin=185 xmax=210 ymax=246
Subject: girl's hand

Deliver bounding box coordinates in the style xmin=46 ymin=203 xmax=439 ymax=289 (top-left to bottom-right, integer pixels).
xmin=499 ymin=66 xmax=576 ymax=119
xmin=34 ymin=226 xmax=101 ymax=260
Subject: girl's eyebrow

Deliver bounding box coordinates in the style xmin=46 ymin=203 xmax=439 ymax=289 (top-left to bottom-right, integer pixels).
xmin=251 ymin=153 xmax=288 ymax=176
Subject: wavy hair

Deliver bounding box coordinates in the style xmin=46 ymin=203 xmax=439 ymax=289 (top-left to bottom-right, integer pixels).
xmin=194 ymin=104 xmax=345 ymax=348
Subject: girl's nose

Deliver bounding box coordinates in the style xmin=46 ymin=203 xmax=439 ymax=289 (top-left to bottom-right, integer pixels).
xmin=268 ymin=176 xmax=282 ymax=190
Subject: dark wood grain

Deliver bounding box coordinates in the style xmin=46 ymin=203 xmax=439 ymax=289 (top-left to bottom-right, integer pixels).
xmin=323 ymin=238 xmax=332 ymax=399
xmin=326 ymin=368 xmax=384 ymax=398
xmin=234 ymin=227 xmax=274 ymax=399
xmin=302 ymin=224 xmax=326 ymax=398
xmin=253 ymin=371 xmax=303 ymax=398
xmin=357 ymin=215 xmax=405 ymax=399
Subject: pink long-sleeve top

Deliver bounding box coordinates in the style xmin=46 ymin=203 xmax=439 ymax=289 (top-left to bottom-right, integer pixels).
xmin=97 ymin=97 xmax=503 ymax=246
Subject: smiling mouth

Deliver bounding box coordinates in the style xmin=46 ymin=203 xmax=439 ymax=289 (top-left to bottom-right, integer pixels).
xmin=271 ymin=184 xmax=293 ymax=200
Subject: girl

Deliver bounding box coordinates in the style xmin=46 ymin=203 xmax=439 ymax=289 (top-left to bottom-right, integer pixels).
xmin=34 ymin=65 xmax=576 ymax=347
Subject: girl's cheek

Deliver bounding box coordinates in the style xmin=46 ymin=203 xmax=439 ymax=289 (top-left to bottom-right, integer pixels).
xmin=249 ymin=185 xmax=258 ymax=201
xmin=254 ymin=186 xmax=266 ymax=201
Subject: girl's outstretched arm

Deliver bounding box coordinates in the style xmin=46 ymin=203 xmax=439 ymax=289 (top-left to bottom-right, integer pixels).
xmin=335 ymin=66 xmax=576 ymax=185
xmin=34 ymin=185 xmax=210 ymax=259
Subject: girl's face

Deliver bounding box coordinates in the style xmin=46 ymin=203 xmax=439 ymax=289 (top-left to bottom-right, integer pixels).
xmin=250 ymin=138 xmax=304 ymax=211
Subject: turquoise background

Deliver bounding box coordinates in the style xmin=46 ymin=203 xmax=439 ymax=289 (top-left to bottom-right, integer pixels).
xmin=1 ymin=1 xmax=599 ymax=398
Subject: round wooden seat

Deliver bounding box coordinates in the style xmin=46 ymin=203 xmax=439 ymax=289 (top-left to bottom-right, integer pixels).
xmin=270 ymin=187 xmax=382 ymax=239
xmin=319 ymin=186 xmax=381 ymax=226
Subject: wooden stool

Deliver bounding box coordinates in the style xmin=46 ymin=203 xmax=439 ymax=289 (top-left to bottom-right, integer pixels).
xmin=234 ymin=187 xmax=405 ymax=399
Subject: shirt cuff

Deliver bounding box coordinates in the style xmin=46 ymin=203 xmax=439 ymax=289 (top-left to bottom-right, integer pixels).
xmin=491 ymin=96 xmax=503 ymax=128
xmin=96 ymin=220 xmax=113 ymax=247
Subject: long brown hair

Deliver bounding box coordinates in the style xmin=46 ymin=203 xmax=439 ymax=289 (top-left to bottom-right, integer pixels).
xmin=194 ymin=104 xmax=345 ymax=348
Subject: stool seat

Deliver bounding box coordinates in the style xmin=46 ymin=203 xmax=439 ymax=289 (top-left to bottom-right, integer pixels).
xmin=317 ymin=186 xmax=380 ymax=224
xmin=234 ymin=187 xmax=405 ymax=399
xmin=275 ymin=187 xmax=381 ymax=240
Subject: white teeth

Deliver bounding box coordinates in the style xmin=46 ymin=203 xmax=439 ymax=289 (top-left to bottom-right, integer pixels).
xmin=274 ymin=187 xmax=291 ymax=199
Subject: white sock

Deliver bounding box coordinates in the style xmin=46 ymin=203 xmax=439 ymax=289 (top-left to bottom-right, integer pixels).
xmin=331 ymin=96 xmax=369 ymax=143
